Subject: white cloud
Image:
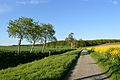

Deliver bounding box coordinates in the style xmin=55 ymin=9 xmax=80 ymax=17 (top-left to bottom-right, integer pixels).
xmin=16 ymin=0 xmax=49 ymax=5
xmin=112 ymin=0 xmax=119 ymax=5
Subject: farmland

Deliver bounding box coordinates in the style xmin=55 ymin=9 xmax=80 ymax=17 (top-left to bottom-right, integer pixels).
xmin=0 ymin=45 xmax=71 ymax=52
xmin=0 ymin=17 xmax=84 ymax=80
xmin=87 ymin=46 xmax=120 ymax=80
xmin=0 ymin=50 xmax=81 ymax=80
xmin=1 ymin=43 xmax=120 ymax=80
xmin=0 ymin=46 xmax=73 ymax=70
xmin=1 ymin=0 xmax=120 ymax=79
xmin=1 ymin=16 xmax=120 ymax=80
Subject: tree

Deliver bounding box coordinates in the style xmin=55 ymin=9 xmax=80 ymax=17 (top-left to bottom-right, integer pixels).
xmin=7 ymin=17 xmax=33 ymax=54
xmin=41 ymin=24 xmax=56 ymax=53
xmin=65 ymin=32 xmax=75 ymax=49
xmin=25 ymin=21 xmax=42 ymax=53
xmin=52 ymin=36 xmax=57 ymax=48
xmin=79 ymin=39 xmax=86 ymax=47
xmin=73 ymin=40 xmax=79 ymax=48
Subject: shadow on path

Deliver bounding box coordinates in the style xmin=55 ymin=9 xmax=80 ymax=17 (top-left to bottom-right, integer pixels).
xmin=64 ymin=49 xmax=120 ymax=80
xmin=64 ymin=55 xmax=83 ymax=80
xmin=76 ymin=72 xmax=109 ymax=80
xmin=76 ymin=63 xmax=120 ymax=80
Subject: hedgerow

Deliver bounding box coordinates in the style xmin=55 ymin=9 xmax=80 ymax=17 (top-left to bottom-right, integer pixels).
xmin=0 ymin=48 xmax=73 ymax=69
xmin=0 ymin=50 xmax=81 ymax=80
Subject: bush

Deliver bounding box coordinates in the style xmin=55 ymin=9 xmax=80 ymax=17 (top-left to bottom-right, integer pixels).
xmin=0 ymin=48 xmax=73 ymax=69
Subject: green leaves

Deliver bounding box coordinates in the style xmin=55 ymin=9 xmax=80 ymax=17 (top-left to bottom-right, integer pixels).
xmin=7 ymin=17 xmax=57 ymax=53
xmin=65 ymin=32 xmax=76 ymax=49
xmin=7 ymin=17 xmax=33 ymax=39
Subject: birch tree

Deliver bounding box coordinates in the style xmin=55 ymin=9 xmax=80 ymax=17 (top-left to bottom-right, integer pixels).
xmin=7 ymin=17 xmax=33 ymax=54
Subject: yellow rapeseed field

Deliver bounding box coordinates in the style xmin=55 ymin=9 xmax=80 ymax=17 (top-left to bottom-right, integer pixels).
xmin=86 ymin=46 xmax=120 ymax=57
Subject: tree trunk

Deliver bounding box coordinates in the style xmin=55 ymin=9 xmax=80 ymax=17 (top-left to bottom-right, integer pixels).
xmin=18 ymin=38 xmax=22 ymax=55
xmin=42 ymin=40 xmax=47 ymax=53
xmin=49 ymin=50 xmax=51 ymax=56
xmin=30 ymin=41 xmax=35 ymax=53
xmin=71 ymin=42 xmax=73 ymax=49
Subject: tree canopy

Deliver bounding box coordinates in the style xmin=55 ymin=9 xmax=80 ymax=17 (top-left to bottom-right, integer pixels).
xmin=7 ymin=17 xmax=34 ymax=54
xmin=7 ymin=17 xmax=56 ymax=53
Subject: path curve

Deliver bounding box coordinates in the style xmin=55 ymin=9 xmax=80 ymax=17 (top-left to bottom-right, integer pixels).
xmin=65 ymin=50 xmax=109 ymax=80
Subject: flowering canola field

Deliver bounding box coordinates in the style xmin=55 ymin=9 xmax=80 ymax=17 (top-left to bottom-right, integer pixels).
xmin=87 ymin=46 xmax=120 ymax=58
xmin=87 ymin=46 xmax=120 ymax=80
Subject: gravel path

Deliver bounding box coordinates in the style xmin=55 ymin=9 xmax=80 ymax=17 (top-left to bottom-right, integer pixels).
xmin=65 ymin=50 xmax=109 ymax=80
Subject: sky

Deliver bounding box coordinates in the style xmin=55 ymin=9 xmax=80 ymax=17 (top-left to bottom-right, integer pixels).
xmin=0 ymin=0 xmax=120 ymax=45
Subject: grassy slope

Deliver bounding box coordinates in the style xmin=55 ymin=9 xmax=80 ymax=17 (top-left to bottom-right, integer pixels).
xmin=90 ymin=52 xmax=120 ymax=80
xmin=0 ymin=50 xmax=81 ymax=80
xmin=0 ymin=48 xmax=73 ymax=70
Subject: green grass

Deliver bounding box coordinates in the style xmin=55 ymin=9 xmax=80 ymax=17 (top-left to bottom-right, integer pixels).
xmin=0 ymin=50 xmax=81 ymax=80
xmin=90 ymin=51 xmax=120 ymax=80
xmin=102 ymin=42 xmax=120 ymax=45
xmin=0 ymin=48 xmax=73 ymax=70
xmin=0 ymin=46 xmax=71 ymax=52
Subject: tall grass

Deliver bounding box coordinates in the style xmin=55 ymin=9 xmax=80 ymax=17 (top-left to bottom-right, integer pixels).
xmin=0 ymin=50 xmax=81 ymax=80
xmin=90 ymin=52 xmax=120 ymax=80
xmin=0 ymin=48 xmax=73 ymax=70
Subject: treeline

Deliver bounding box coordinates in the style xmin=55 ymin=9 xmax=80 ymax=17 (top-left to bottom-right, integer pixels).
xmin=43 ymin=39 xmax=120 ymax=48
xmin=84 ymin=39 xmax=120 ymax=46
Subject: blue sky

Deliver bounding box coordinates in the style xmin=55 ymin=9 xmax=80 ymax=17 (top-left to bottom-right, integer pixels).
xmin=0 ymin=0 xmax=120 ymax=45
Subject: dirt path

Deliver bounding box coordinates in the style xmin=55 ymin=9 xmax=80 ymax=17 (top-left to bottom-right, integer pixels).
xmin=65 ymin=50 xmax=109 ymax=80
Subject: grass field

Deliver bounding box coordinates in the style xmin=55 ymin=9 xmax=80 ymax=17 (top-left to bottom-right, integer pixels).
xmin=103 ymin=42 xmax=120 ymax=45
xmin=87 ymin=46 xmax=120 ymax=80
xmin=0 ymin=50 xmax=81 ymax=80
xmin=0 ymin=46 xmax=70 ymax=51
xmin=0 ymin=47 xmax=73 ymax=70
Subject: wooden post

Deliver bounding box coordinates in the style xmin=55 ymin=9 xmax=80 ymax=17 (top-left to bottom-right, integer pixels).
xmin=49 ymin=50 xmax=51 ymax=56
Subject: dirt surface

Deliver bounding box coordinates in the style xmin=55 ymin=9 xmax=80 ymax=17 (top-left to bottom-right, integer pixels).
xmin=65 ymin=50 xmax=109 ymax=80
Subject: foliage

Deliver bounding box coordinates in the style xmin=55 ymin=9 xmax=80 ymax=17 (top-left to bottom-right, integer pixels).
xmin=91 ymin=52 xmax=120 ymax=80
xmin=41 ymin=23 xmax=56 ymax=53
xmin=43 ymin=39 xmax=120 ymax=48
xmin=65 ymin=33 xmax=76 ymax=49
xmin=7 ymin=17 xmax=35 ymax=54
xmin=7 ymin=17 xmax=57 ymax=53
xmin=0 ymin=50 xmax=81 ymax=80
xmin=25 ymin=21 xmax=42 ymax=53
xmin=84 ymin=39 xmax=120 ymax=46
xmin=0 ymin=48 xmax=73 ymax=70
xmin=87 ymin=46 xmax=120 ymax=80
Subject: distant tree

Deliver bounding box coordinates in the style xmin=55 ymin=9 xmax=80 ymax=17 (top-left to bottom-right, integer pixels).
xmin=73 ymin=40 xmax=79 ymax=48
xmin=65 ymin=32 xmax=75 ymax=49
xmin=52 ymin=36 xmax=57 ymax=48
xmin=25 ymin=22 xmax=42 ymax=53
xmin=41 ymin=24 xmax=56 ymax=53
xmin=7 ymin=17 xmax=33 ymax=54
xmin=79 ymin=39 xmax=86 ymax=47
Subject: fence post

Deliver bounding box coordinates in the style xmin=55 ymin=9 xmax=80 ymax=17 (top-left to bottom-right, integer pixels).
xmin=49 ymin=50 xmax=51 ymax=56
